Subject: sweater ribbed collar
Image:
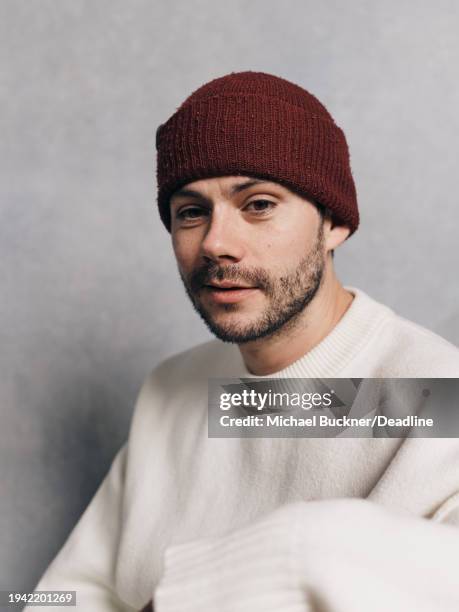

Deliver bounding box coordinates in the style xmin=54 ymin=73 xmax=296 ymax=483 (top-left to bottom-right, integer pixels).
xmin=229 ymin=287 xmax=393 ymax=379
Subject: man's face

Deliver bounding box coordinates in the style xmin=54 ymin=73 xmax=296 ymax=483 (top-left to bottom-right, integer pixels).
xmin=170 ymin=175 xmax=327 ymax=344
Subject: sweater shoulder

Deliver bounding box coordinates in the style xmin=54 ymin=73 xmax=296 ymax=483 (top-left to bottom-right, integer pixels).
xmin=128 ymin=339 xmax=241 ymax=436
xmin=374 ymin=311 xmax=459 ymax=377
xmin=143 ymin=339 xmax=243 ymax=392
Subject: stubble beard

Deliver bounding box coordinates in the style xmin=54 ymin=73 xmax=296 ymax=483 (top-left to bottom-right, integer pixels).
xmin=179 ymin=222 xmax=326 ymax=344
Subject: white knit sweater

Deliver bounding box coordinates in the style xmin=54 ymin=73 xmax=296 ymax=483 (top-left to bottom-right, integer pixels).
xmin=28 ymin=287 xmax=459 ymax=611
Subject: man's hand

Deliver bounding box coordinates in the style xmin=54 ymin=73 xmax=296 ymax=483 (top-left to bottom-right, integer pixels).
xmin=139 ymin=600 xmax=153 ymax=612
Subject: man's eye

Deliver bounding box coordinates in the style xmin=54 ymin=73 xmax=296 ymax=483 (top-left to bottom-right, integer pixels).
xmin=244 ymin=200 xmax=276 ymax=214
xmin=176 ymin=207 xmax=207 ymax=220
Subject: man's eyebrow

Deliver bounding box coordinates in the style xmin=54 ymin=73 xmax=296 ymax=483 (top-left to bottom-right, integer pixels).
xmin=170 ymin=188 xmax=205 ymax=202
xmin=229 ymin=179 xmax=270 ymax=195
xmin=170 ymin=179 xmax=272 ymax=203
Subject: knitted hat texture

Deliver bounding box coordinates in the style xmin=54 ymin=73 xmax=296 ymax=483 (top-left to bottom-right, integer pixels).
xmin=155 ymin=71 xmax=359 ymax=234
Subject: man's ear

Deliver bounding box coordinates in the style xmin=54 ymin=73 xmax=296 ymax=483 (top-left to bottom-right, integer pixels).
xmin=324 ymin=217 xmax=351 ymax=253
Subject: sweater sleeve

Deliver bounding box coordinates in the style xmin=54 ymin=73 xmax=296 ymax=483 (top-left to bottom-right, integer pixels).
xmin=24 ymin=444 xmax=136 ymax=612
xmin=154 ymin=498 xmax=459 ymax=612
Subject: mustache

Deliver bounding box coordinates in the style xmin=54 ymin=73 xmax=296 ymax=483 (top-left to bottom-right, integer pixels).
xmin=189 ymin=263 xmax=270 ymax=294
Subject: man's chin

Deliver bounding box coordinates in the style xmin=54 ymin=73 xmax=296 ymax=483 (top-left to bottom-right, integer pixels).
xmin=204 ymin=325 xmax=264 ymax=344
xmin=188 ymin=290 xmax=293 ymax=343
xmin=195 ymin=309 xmax=264 ymax=344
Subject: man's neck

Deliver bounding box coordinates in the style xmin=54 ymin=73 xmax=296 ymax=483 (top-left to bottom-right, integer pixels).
xmin=238 ymin=272 xmax=354 ymax=376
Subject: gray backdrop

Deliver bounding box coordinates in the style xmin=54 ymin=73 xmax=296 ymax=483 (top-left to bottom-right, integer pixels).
xmin=2 ymin=0 xmax=459 ymax=594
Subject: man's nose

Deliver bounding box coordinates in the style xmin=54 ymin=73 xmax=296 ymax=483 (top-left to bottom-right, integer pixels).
xmin=200 ymin=207 xmax=245 ymax=263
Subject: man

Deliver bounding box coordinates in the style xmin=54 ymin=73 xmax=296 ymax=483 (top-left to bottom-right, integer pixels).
xmin=27 ymin=71 xmax=459 ymax=611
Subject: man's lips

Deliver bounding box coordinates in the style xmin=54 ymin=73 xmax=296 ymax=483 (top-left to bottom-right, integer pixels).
xmin=205 ymin=281 xmax=256 ymax=289
xmin=202 ymin=283 xmax=260 ymax=304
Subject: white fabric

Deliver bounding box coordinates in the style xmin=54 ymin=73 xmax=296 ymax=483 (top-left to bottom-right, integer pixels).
xmin=27 ymin=288 xmax=459 ymax=611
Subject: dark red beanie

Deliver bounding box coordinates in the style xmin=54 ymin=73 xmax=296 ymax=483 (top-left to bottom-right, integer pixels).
xmin=155 ymin=71 xmax=359 ymax=235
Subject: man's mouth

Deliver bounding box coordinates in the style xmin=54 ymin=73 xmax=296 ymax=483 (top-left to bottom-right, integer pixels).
xmin=205 ymin=281 xmax=256 ymax=290
xmin=202 ymin=282 xmax=260 ymax=304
